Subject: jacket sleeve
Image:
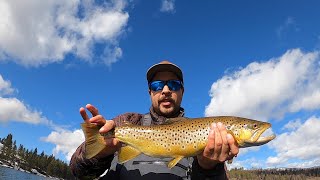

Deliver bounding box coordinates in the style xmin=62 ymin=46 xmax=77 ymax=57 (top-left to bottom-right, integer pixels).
xmin=69 ymin=142 xmax=114 ymax=179
xmin=191 ymin=156 xmax=229 ymax=180
xmin=69 ymin=113 xmax=142 ymax=179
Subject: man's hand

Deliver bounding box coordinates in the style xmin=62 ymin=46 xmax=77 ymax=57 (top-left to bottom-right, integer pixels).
xmin=197 ymin=122 xmax=239 ymax=169
xmin=80 ymin=104 xmax=121 ymax=158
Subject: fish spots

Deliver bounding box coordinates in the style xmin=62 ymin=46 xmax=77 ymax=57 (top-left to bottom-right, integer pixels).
xmin=115 ymin=116 xmax=268 ymax=157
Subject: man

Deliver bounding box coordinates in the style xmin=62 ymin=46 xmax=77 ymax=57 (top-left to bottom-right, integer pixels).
xmin=70 ymin=61 xmax=239 ymax=179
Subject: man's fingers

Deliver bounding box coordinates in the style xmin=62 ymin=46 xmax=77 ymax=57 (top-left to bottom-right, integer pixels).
xmin=213 ymin=123 xmax=222 ymax=160
xmin=99 ymin=120 xmax=116 ymax=133
xmin=227 ymin=133 xmax=239 ymax=158
xmin=89 ymin=115 xmax=106 ymax=126
xmin=203 ymin=127 xmax=215 ymax=157
xmin=218 ymin=122 xmax=230 ymax=161
xmin=80 ymin=107 xmax=90 ymax=123
xmin=86 ymin=104 xmax=99 ymax=116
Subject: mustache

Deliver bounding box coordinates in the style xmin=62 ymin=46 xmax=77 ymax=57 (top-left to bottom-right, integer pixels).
xmin=158 ymin=97 xmax=174 ymax=103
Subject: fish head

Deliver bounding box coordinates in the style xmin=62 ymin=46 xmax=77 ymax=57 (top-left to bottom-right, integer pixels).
xmin=229 ymin=118 xmax=276 ymax=148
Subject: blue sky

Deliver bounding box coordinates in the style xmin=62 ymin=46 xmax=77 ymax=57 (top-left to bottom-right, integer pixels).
xmin=0 ymin=0 xmax=320 ymax=169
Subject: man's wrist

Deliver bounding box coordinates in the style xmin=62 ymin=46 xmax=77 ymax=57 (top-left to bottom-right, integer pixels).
xmin=197 ymin=156 xmax=219 ymax=169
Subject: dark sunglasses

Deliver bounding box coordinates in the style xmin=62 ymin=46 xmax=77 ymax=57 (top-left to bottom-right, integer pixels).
xmin=149 ymin=80 xmax=183 ymax=91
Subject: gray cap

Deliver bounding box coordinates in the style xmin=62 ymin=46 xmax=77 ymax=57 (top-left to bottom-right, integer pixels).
xmin=146 ymin=60 xmax=183 ymax=83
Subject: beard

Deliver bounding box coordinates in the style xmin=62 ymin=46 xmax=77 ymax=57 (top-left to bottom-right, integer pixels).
xmin=157 ymin=98 xmax=180 ymax=118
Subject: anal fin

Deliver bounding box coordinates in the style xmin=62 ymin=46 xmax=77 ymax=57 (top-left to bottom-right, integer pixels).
xmin=118 ymin=146 xmax=141 ymax=164
xmin=168 ymin=156 xmax=184 ymax=169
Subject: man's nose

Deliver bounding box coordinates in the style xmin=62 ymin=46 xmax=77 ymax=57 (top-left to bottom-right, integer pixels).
xmin=161 ymin=85 xmax=171 ymax=94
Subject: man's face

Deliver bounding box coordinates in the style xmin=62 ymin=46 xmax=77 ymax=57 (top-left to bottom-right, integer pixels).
xmin=149 ymin=71 xmax=184 ymax=117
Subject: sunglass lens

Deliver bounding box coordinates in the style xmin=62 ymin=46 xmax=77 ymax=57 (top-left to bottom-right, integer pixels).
xmin=167 ymin=80 xmax=182 ymax=91
xmin=150 ymin=80 xmax=182 ymax=91
xmin=150 ymin=81 xmax=165 ymax=91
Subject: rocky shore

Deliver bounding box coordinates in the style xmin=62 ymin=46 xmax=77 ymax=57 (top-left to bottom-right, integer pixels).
xmin=0 ymin=159 xmax=52 ymax=178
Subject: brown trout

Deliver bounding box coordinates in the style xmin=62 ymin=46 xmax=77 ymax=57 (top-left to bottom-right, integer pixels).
xmin=81 ymin=116 xmax=275 ymax=168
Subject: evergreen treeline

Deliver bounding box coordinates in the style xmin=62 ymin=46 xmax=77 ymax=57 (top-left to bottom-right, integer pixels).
xmin=229 ymin=167 xmax=320 ymax=180
xmin=0 ymin=133 xmax=75 ymax=179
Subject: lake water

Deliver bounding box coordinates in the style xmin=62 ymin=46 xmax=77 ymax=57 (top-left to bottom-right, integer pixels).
xmin=0 ymin=166 xmax=53 ymax=180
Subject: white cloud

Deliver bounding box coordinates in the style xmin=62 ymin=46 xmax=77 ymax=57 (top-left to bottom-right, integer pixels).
xmin=0 ymin=0 xmax=129 ymax=67
xmin=0 ymin=97 xmax=47 ymax=124
xmin=42 ymin=129 xmax=84 ymax=161
xmin=102 ymin=45 xmax=123 ymax=66
xmin=282 ymin=119 xmax=301 ymax=131
xmin=266 ymin=116 xmax=320 ymax=168
xmin=160 ymin=0 xmax=175 ymax=13
xmin=205 ymin=49 xmax=320 ymax=121
xmin=290 ymin=90 xmax=320 ymax=112
xmin=0 ymin=74 xmax=49 ymax=124
xmin=280 ymin=159 xmax=320 ymax=169
xmin=0 ymin=75 xmax=14 ymax=95
xmin=227 ymin=157 xmax=265 ymax=170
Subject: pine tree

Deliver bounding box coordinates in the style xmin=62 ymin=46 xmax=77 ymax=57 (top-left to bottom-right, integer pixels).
xmin=3 ymin=134 xmax=13 ymax=160
xmin=0 ymin=134 xmax=76 ymax=179
xmin=12 ymin=140 xmax=17 ymax=160
xmin=18 ymin=144 xmax=24 ymax=158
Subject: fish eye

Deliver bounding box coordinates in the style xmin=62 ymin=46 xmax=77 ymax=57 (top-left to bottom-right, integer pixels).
xmin=253 ymin=124 xmax=257 ymax=128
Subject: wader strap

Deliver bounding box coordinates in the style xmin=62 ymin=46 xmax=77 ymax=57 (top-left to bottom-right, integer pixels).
xmin=142 ymin=113 xmax=152 ymax=126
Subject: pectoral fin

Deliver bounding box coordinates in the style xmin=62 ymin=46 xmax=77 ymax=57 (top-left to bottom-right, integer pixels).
xmin=118 ymin=146 xmax=141 ymax=164
xmin=168 ymin=156 xmax=184 ymax=169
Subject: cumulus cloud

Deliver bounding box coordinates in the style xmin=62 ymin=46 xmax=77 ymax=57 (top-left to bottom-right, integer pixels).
xmin=282 ymin=119 xmax=302 ymax=131
xmin=0 ymin=75 xmax=14 ymax=95
xmin=266 ymin=116 xmax=320 ymax=168
xmin=0 ymin=97 xmax=47 ymax=124
xmin=160 ymin=0 xmax=175 ymax=13
xmin=0 ymin=74 xmax=49 ymax=124
xmin=227 ymin=157 xmax=265 ymax=170
xmin=42 ymin=129 xmax=84 ymax=161
xmin=0 ymin=0 xmax=129 ymax=67
xmin=205 ymin=49 xmax=320 ymax=121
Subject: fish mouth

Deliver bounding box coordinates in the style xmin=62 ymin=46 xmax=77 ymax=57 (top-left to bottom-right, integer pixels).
xmin=255 ymin=134 xmax=276 ymax=144
xmin=243 ymin=123 xmax=276 ymax=147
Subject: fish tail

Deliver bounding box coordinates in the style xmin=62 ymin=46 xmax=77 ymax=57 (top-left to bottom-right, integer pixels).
xmin=81 ymin=123 xmax=106 ymax=159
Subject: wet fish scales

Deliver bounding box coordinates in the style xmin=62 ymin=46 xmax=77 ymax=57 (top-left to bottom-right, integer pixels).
xmin=82 ymin=116 xmax=276 ymax=168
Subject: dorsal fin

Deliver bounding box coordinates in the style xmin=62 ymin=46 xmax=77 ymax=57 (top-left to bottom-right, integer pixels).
xmin=163 ymin=117 xmax=188 ymax=125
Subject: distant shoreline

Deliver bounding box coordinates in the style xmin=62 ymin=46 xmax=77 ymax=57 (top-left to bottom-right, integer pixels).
xmin=0 ymin=160 xmax=50 ymax=178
